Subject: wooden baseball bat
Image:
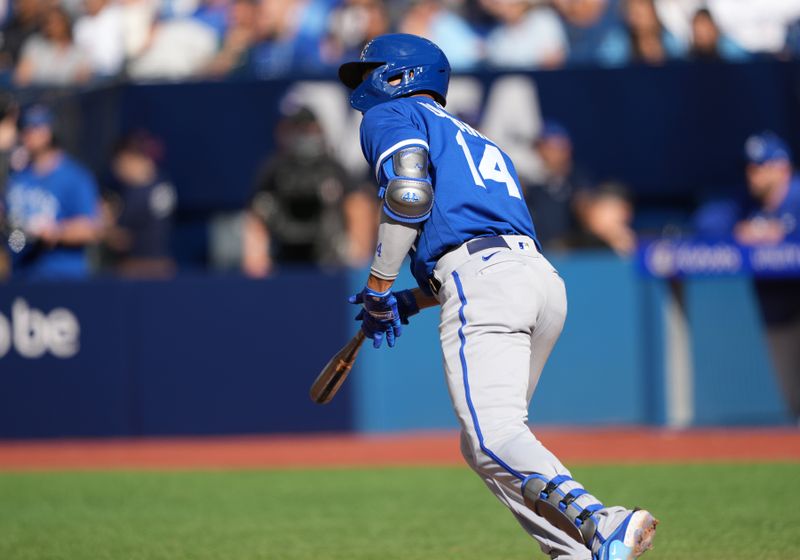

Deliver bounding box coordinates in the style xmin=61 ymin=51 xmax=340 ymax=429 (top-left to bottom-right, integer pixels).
xmin=309 ymin=330 xmax=366 ymax=405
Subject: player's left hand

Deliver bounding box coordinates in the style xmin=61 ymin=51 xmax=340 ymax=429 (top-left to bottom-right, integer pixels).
xmin=348 ymin=287 xmax=402 ymax=348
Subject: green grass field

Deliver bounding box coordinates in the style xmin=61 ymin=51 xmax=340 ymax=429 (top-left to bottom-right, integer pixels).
xmin=1 ymin=463 xmax=798 ymax=560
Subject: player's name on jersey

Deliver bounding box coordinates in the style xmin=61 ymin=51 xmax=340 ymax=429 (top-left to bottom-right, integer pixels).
xmin=638 ymin=238 xmax=800 ymax=278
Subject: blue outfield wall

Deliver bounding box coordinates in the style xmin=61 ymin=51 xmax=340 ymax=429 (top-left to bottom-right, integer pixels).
xmin=0 ymin=255 xmax=790 ymax=439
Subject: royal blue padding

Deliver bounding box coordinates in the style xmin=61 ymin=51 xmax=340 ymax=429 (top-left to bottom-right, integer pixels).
xmin=452 ymin=270 xmax=525 ymax=481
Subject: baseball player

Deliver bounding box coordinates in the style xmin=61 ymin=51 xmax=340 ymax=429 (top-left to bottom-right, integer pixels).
xmin=340 ymin=34 xmax=657 ymax=560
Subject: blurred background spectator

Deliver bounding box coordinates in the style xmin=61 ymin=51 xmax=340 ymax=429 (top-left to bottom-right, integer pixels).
xmin=191 ymin=0 xmax=231 ymax=41
xmin=688 ymin=7 xmax=748 ymax=62
xmin=200 ymin=0 xmax=258 ymax=77
xmin=4 ymin=105 xmax=100 ymax=279
xmin=14 ymin=6 xmax=92 ymax=86
xmin=739 ymin=134 xmax=800 ymax=423
xmin=119 ymin=0 xmax=159 ymax=62
xmin=399 ymin=0 xmax=481 ymax=71
xmin=694 ymin=131 xmax=800 ymax=422
xmin=0 ymin=0 xmax=44 ymax=72
xmin=7 ymin=0 xmax=800 ymax=83
xmin=0 ymin=91 xmax=17 ymax=279
xmin=482 ymin=0 xmax=567 ymax=69
xmin=613 ymin=0 xmax=684 ymax=66
xmin=523 ymin=120 xmax=590 ymax=250
xmin=242 ymin=106 xmax=374 ymax=277
xmin=127 ymin=11 xmax=217 ymax=79
xmin=572 ymin=181 xmax=637 ymax=256
xmin=74 ymin=0 xmax=126 ymax=78
xmin=554 ymin=0 xmax=626 ymax=67
xmin=100 ymin=130 xmax=176 ymax=278
xmin=320 ymin=0 xmax=389 ymax=71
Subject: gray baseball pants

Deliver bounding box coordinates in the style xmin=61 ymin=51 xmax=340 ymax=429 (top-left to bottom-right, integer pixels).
xmin=432 ymin=235 xmax=629 ymax=560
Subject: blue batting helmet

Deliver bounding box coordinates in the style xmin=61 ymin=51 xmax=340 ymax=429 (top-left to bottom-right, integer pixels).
xmin=338 ymin=33 xmax=451 ymax=113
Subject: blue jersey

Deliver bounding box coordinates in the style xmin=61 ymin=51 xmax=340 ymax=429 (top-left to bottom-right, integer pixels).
xmin=360 ymin=96 xmax=538 ymax=291
xmin=6 ymin=154 xmax=99 ymax=279
xmin=750 ymin=174 xmax=800 ymax=240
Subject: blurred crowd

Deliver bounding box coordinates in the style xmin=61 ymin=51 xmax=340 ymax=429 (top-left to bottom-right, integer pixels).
xmin=2 ymin=0 xmax=800 ymax=86
xmin=2 ymin=94 xmax=799 ymax=282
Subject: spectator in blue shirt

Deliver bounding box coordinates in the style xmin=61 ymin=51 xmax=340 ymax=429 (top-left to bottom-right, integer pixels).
xmin=400 ymin=0 xmax=482 ymax=71
xmin=740 ymin=132 xmax=800 ymax=423
xmin=695 ymin=131 xmax=800 ymax=422
xmin=736 ymin=132 xmax=800 ymax=245
xmin=482 ymin=0 xmax=568 ymax=70
xmin=555 ymin=0 xmax=628 ymax=67
xmin=689 ymin=8 xmax=749 ymax=63
xmin=5 ymin=105 xmax=100 ymax=280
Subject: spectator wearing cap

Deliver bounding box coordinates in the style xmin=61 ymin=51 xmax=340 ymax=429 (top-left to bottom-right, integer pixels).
xmin=695 ymin=131 xmax=800 ymax=422
xmin=523 ymin=121 xmax=590 ymax=249
xmin=100 ymin=131 xmax=177 ymax=278
xmin=4 ymin=105 xmax=100 ymax=279
xmin=481 ymin=0 xmax=568 ymax=70
xmin=736 ymin=132 xmax=800 ymax=246
xmin=14 ymin=6 xmax=92 ymax=86
xmin=689 ymin=8 xmax=749 ymax=63
xmin=740 ymin=132 xmax=800 ymax=424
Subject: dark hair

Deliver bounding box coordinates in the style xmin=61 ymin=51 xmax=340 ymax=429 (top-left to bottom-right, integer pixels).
xmin=624 ymin=0 xmax=666 ymax=62
xmin=693 ymin=7 xmax=714 ymax=21
xmin=44 ymin=7 xmax=74 ymax=42
xmin=0 ymin=91 xmax=15 ymax=121
xmin=112 ymin=130 xmax=164 ymax=161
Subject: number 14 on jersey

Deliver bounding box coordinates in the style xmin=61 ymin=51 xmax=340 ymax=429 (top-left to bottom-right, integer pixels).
xmin=455 ymin=130 xmax=522 ymax=199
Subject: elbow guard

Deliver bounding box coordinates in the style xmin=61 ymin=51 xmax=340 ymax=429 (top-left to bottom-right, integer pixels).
xmin=380 ymin=147 xmax=433 ymax=223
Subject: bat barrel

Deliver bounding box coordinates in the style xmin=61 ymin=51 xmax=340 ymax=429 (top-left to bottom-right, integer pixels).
xmin=309 ymin=331 xmax=366 ymax=404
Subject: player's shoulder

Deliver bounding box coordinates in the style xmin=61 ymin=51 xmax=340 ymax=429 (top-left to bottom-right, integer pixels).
xmin=362 ymin=98 xmax=417 ymax=124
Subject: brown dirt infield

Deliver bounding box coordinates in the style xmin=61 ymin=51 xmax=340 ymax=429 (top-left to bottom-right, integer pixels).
xmin=0 ymin=428 xmax=798 ymax=471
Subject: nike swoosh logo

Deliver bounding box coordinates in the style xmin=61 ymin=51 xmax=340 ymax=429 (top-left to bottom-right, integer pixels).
xmin=481 ymin=251 xmax=501 ymax=262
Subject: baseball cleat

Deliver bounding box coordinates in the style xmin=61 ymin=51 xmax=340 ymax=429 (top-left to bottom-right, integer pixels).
xmin=594 ymin=509 xmax=658 ymax=560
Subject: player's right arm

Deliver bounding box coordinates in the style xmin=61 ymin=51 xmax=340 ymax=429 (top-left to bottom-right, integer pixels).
xmin=361 ymin=102 xmax=434 ymax=287
xmin=351 ymin=102 xmax=436 ymax=346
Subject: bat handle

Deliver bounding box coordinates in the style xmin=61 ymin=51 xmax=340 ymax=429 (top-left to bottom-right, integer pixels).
xmin=340 ymin=330 xmax=366 ymax=362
